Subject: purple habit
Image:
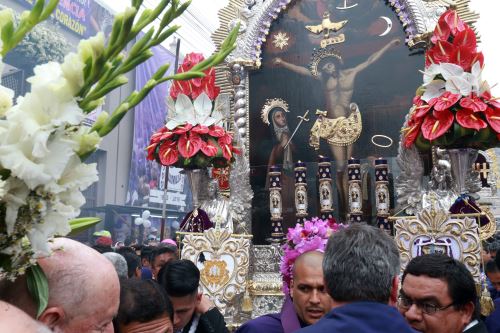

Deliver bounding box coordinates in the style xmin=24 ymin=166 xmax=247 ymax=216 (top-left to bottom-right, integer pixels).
xmin=236 ymin=296 xmax=303 ymax=333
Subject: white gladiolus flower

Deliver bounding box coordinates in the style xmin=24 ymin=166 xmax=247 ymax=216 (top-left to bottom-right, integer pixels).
xmin=61 ymin=53 xmax=85 ymax=95
xmin=1 ymin=178 xmax=30 ymax=235
xmin=0 ymin=85 xmax=14 ymax=117
xmin=0 ymin=179 xmax=6 ymax=199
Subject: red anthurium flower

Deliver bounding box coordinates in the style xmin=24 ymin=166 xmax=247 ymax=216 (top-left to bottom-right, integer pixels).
xmin=451 ymin=46 xmax=476 ymax=71
xmin=412 ymin=97 xmax=431 ymax=118
xmin=421 ymin=109 xmax=454 ymax=141
xmin=426 ymin=41 xmax=456 ymax=66
xmin=403 ymin=116 xmax=424 ymax=148
xmin=192 ymin=125 xmax=209 ymax=134
xmin=484 ymin=107 xmax=500 ymax=133
xmin=178 ymin=133 xmax=202 ymax=158
xmin=456 ymin=109 xmax=487 ymax=130
xmin=453 ymin=27 xmax=477 ymax=52
xmin=173 ymin=124 xmax=193 ymax=135
xmin=146 ymin=142 xmax=158 ymax=161
xmin=208 ymin=125 xmax=226 ymax=137
xmin=150 ymin=127 xmax=172 ymax=144
xmin=459 ymin=95 xmax=488 ymax=112
xmin=200 ymin=140 xmax=218 ymax=157
xmin=218 ymin=135 xmax=234 ymax=160
xmin=158 ymin=141 xmax=179 ymax=166
xmin=433 ymin=91 xmax=461 ymax=111
xmin=218 ymin=133 xmax=233 ymax=145
xmin=440 ymin=10 xmax=466 ymax=35
xmin=431 ymin=19 xmax=451 ymax=44
xmin=480 ymin=91 xmax=500 ymax=109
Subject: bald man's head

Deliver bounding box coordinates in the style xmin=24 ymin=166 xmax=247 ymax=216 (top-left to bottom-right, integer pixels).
xmin=0 ymin=301 xmax=52 ymax=333
xmin=1 ymin=238 xmax=120 ymax=333
xmin=290 ymin=251 xmax=332 ymax=325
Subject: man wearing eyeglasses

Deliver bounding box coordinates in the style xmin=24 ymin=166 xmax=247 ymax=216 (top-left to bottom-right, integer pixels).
xmin=398 ymin=254 xmax=488 ymax=333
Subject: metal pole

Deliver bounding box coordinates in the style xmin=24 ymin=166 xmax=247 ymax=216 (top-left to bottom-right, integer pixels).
xmin=160 ymin=38 xmax=181 ymax=241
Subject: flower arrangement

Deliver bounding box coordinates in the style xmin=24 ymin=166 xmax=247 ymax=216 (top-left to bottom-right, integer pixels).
xmin=280 ymin=217 xmax=345 ymax=294
xmin=0 ymin=0 xmax=238 ymax=284
xmin=147 ymin=53 xmax=240 ymax=169
xmin=403 ymin=10 xmax=500 ymax=152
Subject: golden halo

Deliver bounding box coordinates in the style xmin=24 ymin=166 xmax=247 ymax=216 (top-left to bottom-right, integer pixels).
xmin=371 ymin=135 xmax=393 ymax=148
xmin=479 ymin=207 xmax=497 ymax=241
xmin=261 ymin=98 xmax=290 ymax=125
xmin=309 ymin=46 xmax=343 ymax=77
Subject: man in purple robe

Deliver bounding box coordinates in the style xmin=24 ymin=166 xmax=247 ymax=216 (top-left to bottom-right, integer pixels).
xmin=236 ymin=251 xmax=333 ymax=333
xmin=297 ymin=224 xmax=416 ymax=333
xmin=237 ymin=218 xmax=342 ymax=333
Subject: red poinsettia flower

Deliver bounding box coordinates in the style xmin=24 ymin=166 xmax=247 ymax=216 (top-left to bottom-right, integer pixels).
xmin=433 ymin=91 xmax=461 ymax=111
xmin=178 ymin=133 xmax=202 ymax=158
xmin=456 ymin=109 xmax=487 ymax=130
xmin=403 ymin=115 xmax=424 ymax=148
xmin=421 ymin=109 xmax=454 ymax=141
xmin=158 ymin=141 xmax=179 ymax=166
xmin=484 ymin=107 xmax=500 ymax=133
xmin=191 ymin=125 xmax=209 ymax=134
xmin=459 ymin=95 xmax=488 ymax=112
xmin=208 ymin=125 xmax=226 ymax=137
xmin=173 ymin=124 xmax=193 ymax=135
xmin=200 ymin=139 xmax=218 ymax=157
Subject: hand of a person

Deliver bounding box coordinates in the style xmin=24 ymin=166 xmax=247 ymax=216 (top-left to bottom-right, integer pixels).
xmin=273 ymin=57 xmax=283 ymax=66
xmin=196 ymin=294 xmax=215 ymax=314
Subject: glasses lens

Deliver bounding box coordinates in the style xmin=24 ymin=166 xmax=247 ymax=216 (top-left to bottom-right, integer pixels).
xmin=421 ymin=303 xmax=439 ymax=314
xmin=398 ymin=296 xmax=411 ymax=308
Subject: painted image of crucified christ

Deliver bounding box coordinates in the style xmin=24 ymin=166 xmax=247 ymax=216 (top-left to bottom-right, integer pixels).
xmin=273 ymin=37 xmax=400 ymax=219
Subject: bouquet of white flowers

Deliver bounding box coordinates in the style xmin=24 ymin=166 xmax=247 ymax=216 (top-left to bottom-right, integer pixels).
xmin=0 ymin=0 xmax=238 ymax=306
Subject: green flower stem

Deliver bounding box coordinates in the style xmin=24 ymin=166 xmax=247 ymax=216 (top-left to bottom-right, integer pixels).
xmin=0 ymin=0 xmax=59 ymax=56
xmin=26 ymin=264 xmax=49 ymax=319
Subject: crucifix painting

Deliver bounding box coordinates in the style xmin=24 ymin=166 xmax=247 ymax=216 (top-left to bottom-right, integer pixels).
xmin=249 ymin=0 xmax=423 ymax=242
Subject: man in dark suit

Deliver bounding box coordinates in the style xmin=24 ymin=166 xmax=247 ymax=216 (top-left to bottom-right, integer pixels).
xmin=399 ymin=254 xmax=488 ymax=333
xmin=297 ymin=224 xmax=416 ymax=333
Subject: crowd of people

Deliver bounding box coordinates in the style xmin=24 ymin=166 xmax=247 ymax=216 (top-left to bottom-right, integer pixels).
xmin=1 ymin=224 xmax=500 ymax=333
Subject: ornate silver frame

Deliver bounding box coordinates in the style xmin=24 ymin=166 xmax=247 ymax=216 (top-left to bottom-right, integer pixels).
xmin=212 ymin=0 xmax=479 ymax=320
xmin=213 ymin=0 xmax=478 ymax=181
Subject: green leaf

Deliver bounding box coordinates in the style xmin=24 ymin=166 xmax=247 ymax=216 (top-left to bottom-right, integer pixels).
xmin=67 ymin=217 xmax=101 ymax=236
xmin=26 ymin=264 xmax=49 ymax=319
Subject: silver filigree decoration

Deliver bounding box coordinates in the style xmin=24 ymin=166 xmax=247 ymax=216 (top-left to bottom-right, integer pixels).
xmin=229 ymin=124 xmax=254 ymax=234
xmin=395 ymin=114 xmax=424 ymax=215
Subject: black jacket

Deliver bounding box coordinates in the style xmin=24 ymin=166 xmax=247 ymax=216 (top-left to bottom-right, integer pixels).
xmin=463 ymin=320 xmax=489 ymax=333
xmin=182 ymin=308 xmax=229 ymax=333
